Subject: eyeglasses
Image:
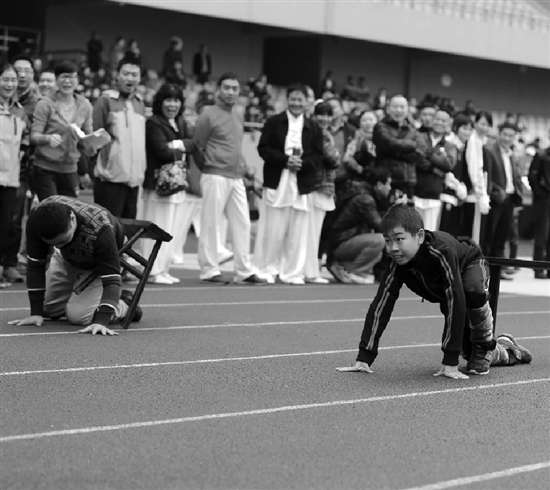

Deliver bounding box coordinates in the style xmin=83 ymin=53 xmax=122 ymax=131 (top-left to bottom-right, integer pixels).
xmin=58 ymin=74 xmax=78 ymax=81
xmin=15 ymin=68 xmax=34 ymax=74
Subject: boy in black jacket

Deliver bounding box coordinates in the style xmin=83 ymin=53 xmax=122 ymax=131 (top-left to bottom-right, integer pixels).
xmin=337 ymin=204 xmax=532 ymax=379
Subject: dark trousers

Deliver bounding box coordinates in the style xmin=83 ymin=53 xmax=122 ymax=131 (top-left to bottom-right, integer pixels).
xmin=93 ymin=180 xmax=139 ymax=219
xmin=532 ymin=195 xmax=550 ymax=265
xmin=3 ymin=181 xmax=28 ymax=267
xmin=0 ymin=186 xmax=17 ymax=264
xmin=482 ymin=196 xmax=514 ymax=258
xmin=439 ymin=202 xmax=463 ymax=238
xmin=32 ymin=167 xmax=79 ymax=201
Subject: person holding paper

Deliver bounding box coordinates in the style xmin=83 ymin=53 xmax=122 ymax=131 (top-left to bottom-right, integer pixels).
xmin=30 ymin=61 xmax=93 ymax=201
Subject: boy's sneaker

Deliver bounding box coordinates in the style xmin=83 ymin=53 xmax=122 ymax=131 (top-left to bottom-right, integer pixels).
xmin=466 ymin=344 xmax=493 ymax=375
xmin=497 ymin=334 xmax=532 ymax=364
xmin=120 ymin=289 xmax=143 ymax=322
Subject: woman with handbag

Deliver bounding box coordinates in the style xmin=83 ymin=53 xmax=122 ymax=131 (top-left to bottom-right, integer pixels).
xmin=142 ymin=84 xmax=196 ymax=284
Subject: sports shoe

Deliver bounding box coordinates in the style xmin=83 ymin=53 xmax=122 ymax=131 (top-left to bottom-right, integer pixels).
xmin=305 ymin=277 xmax=330 ymax=284
xmin=120 ymin=289 xmax=143 ymax=323
xmin=3 ymin=266 xmax=24 ymax=283
xmin=497 ymin=334 xmax=533 ymax=364
xmin=326 ymin=262 xmax=352 ymax=284
xmin=234 ymin=274 xmax=268 ymax=285
xmin=466 ymin=344 xmax=493 ymax=375
xmin=348 ymin=273 xmax=375 ymax=285
xmin=162 ymin=273 xmax=180 ymax=284
xmin=280 ymin=277 xmax=305 ymax=285
xmin=201 ymin=274 xmax=230 ymax=285
xmin=0 ymin=277 xmax=12 ymax=289
xmin=148 ymin=274 xmax=175 ymax=285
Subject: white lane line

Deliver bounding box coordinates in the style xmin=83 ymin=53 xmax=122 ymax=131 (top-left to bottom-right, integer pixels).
xmin=401 ymin=461 xmax=550 ymax=490
xmin=1 ymin=310 xmax=548 ymax=338
xmin=2 ymin=336 xmax=547 ymax=377
xmin=1 ymin=378 xmax=547 ymax=443
xmin=0 ymin=296 xmax=422 ymax=312
xmin=0 ymin=294 xmax=536 ymax=312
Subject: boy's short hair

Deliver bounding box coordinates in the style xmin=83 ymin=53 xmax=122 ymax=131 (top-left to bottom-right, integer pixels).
xmin=30 ymin=202 xmax=72 ymax=240
xmin=498 ymin=121 xmax=519 ymax=133
xmin=117 ymin=54 xmax=141 ymax=72
xmin=286 ymin=83 xmax=308 ymax=99
xmin=381 ymin=204 xmax=424 ymax=235
xmin=217 ymin=72 xmax=239 ymax=87
xmin=366 ymin=167 xmax=391 ymax=186
xmin=55 ymin=61 xmax=77 ymax=77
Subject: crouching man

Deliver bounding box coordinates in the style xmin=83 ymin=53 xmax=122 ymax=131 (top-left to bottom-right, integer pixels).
xmin=9 ymin=195 xmax=141 ymax=335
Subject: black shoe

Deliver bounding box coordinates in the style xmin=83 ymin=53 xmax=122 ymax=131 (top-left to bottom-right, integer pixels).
xmin=534 ymin=271 xmax=548 ymax=279
xmin=234 ymin=274 xmax=268 ymax=285
xmin=466 ymin=343 xmax=493 ymax=375
xmin=120 ymin=289 xmax=143 ymax=322
xmin=201 ymin=274 xmax=230 ymax=285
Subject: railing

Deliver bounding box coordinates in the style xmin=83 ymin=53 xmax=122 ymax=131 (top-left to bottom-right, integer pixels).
xmin=486 ymin=257 xmax=550 ymax=329
xmin=383 ymin=0 xmax=550 ymax=32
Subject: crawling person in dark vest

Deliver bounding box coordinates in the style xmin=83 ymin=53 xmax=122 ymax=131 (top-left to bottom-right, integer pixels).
xmin=8 ymin=196 xmax=142 ymax=335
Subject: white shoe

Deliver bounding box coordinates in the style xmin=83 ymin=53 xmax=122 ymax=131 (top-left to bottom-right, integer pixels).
xmin=327 ymin=262 xmax=352 ymax=284
xmin=172 ymin=256 xmax=184 ymax=265
xmin=255 ymin=272 xmax=276 ymax=284
xmin=305 ymin=277 xmax=330 ymax=284
xmin=281 ymin=277 xmax=305 ymax=285
xmin=348 ymin=273 xmax=375 ymax=285
xmin=148 ymin=274 xmax=175 ymax=285
xmin=162 ymin=273 xmax=180 ymax=284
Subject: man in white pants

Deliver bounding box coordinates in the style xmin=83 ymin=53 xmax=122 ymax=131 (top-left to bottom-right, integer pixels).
xmin=193 ymin=72 xmax=265 ymax=285
xmin=255 ymin=83 xmax=324 ymax=284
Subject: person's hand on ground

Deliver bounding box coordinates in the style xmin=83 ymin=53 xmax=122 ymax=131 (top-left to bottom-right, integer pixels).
xmin=433 ymin=364 xmax=469 ymax=380
xmin=336 ymin=361 xmax=374 ymax=373
xmin=8 ymin=315 xmax=44 ymax=326
xmin=78 ymin=324 xmax=118 ymax=336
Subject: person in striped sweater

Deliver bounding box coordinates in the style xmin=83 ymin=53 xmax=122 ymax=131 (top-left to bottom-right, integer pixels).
xmin=337 ymin=204 xmax=532 ymax=378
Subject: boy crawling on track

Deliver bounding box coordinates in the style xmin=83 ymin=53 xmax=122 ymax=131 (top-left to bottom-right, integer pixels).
xmin=337 ymin=204 xmax=532 ymax=379
xmin=8 ymin=196 xmax=142 ymax=336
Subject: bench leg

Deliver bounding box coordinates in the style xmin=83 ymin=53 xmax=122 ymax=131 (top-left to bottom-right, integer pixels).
xmin=121 ymin=239 xmax=163 ymax=330
xmin=488 ymin=264 xmax=502 ymax=333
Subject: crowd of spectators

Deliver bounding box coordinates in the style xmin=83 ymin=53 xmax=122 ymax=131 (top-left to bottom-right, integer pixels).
xmin=1 ymin=33 xmax=549 ymax=293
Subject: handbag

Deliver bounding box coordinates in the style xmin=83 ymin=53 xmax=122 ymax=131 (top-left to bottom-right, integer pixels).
xmin=154 ymin=158 xmax=188 ymax=197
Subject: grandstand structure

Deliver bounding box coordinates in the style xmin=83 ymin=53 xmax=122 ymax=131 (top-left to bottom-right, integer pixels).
xmin=3 ymin=0 xmax=550 ymax=142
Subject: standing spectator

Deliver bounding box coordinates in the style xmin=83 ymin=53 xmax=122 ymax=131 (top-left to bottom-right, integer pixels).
xmin=528 ymin=129 xmax=550 ymax=279
xmin=353 ymin=110 xmax=378 ymax=176
xmin=38 ymin=68 xmax=56 ymax=98
xmin=108 ymin=36 xmax=125 ymax=76
xmin=125 ymin=39 xmax=142 ymax=66
xmin=439 ymin=114 xmax=472 ymax=236
xmin=325 ymin=167 xmax=390 ymax=284
xmin=372 ymin=94 xmax=422 ymax=200
xmin=4 ymin=56 xmax=38 ymax=283
xmin=417 ymin=102 xmax=436 ymax=133
xmin=355 ymin=76 xmax=370 ymax=105
xmin=463 ymin=111 xmax=492 ymax=241
xmin=254 ymin=83 xmax=324 ymax=285
xmin=0 ymin=64 xmax=29 ymax=288
xmin=414 ymin=109 xmax=457 ymax=230
xmin=482 ymin=122 xmax=523 ymax=276
xmin=165 ymin=60 xmax=187 ymax=89
xmin=86 ymin=31 xmax=103 ymax=73
xmin=93 ymin=55 xmax=146 ymax=219
xmin=319 ymin=70 xmax=336 ymax=98
xmin=162 ymin=37 xmax=184 ymax=77
xmin=341 ymin=75 xmax=358 ymax=102
xmin=193 ymin=72 xmax=265 ymax=284
xmin=303 ymin=101 xmax=338 ymax=284
xmin=142 ymin=84 xmax=196 ymax=284
xmin=31 ymin=61 xmax=93 ymax=201
xmin=372 ymin=87 xmax=387 ymax=111
xmin=326 ymin=97 xmax=356 ymax=180
xmin=192 ymin=44 xmax=212 ymax=84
